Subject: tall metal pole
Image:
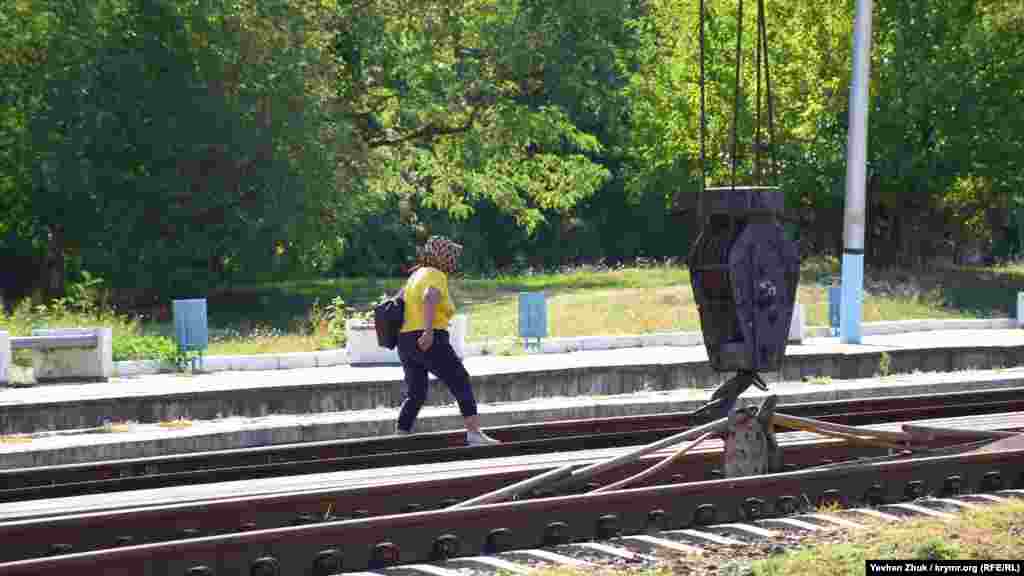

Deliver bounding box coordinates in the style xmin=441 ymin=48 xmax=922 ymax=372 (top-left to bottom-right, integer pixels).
xmin=840 ymin=0 xmax=873 ymax=344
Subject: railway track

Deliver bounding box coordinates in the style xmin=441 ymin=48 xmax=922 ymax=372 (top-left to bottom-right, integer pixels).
xmin=4 ymin=386 xmax=1024 ymax=503
xmin=2 ymin=413 xmax=1013 ymax=563
xmin=337 ymin=490 xmax=1024 ymax=576
xmin=0 ymin=407 xmax=1022 ymax=574
xmin=1 ymin=443 xmax=1021 ymax=576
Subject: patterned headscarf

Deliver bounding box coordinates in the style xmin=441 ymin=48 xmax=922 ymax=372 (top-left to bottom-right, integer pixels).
xmin=417 ymin=235 xmax=463 ymax=275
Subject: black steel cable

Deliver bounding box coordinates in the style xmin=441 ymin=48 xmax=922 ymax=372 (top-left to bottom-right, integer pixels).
xmin=699 ymin=0 xmax=707 ymax=206
xmin=757 ymin=0 xmax=778 ymax=185
xmin=755 ymin=8 xmax=762 ymax=184
xmin=731 ymin=0 xmax=744 ymax=189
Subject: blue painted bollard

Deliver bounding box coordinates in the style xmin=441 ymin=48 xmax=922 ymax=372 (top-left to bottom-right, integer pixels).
xmin=518 ymin=292 xmax=548 ymax=352
xmin=828 ymin=286 xmax=842 ymax=336
xmin=1017 ymin=292 xmax=1024 ymax=329
xmin=173 ymin=298 xmax=209 ymax=370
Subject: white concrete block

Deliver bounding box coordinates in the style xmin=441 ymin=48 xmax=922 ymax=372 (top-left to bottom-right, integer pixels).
xmin=144 ymin=359 xmax=172 ymax=374
xmin=114 ymin=360 xmax=171 ymax=377
xmin=577 ymin=336 xmax=609 ymax=351
xmin=540 ymin=337 xmax=568 ymax=352
xmin=97 ymin=327 xmax=112 ymax=378
xmin=640 ymin=333 xmax=674 ymax=347
xmin=916 ymin=319 xmax=945 ymax=332
xmin=112 ymin=360 xmax=134 ymax=377
xmin=113 ymin=358 xmax=135 ymax=377
xmin=0 ymin=330 xmax=9 ymax=386
xmin=30 ymin=327 xmax=111 ymax=381
xmin=863 ymin=321 xmax=913 ymax=336
xmin=345 ymin=322 xmax=399 ymax=365
xmin=678 ymin=332 xmax=704 ymax=346
xmin=1018 ymin=293 xmax=1024 ymax=328
xmin=539 ymin=340 xmax=570 ymax=354
xmin=449 ymin=314 xmax=468 ymax=359
xmin=610 ymin=336 xmax=643 ymax=350
xmin=317 ymin=348 xmax=350 ymax=367
xmin=872 ymin=323 xmax=893 ymax=335
xmin=788 ymin=303 xmax=805 ymax=343
xmin=657 ymin=334 xmax=681 ymax=347
xmin=199 ymin=356 xmax=232 ymax=373
xmin=278 ymin=352 xmax=317 ymax=371
xmin=233 ymin=354 xmax=279 ymax=371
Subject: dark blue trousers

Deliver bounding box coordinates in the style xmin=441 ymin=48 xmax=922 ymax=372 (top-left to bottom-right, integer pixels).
xmin=396 ymin=330 xmax=478 ymax=432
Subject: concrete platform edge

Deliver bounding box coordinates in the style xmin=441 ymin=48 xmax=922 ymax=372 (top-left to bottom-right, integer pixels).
xmin=2 ymin=370 xmax=1021 ymax=469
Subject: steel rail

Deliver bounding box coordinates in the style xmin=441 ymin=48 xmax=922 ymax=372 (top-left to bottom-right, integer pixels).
xmin=3 ymin=387 xmax=1023 ymax=502
xmin=1 ymin=413 xmax=1021 ymax=564
xmin=1 ymin=447 xmax=1021 ymax=576
xmin=0 ymin=438 xmax=900 ymax=563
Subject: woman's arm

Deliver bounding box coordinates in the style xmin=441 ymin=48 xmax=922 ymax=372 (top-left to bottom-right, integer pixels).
xmin=418 ymin=286 xmax=441 ymax=351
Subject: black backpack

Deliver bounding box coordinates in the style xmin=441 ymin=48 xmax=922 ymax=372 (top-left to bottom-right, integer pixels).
xmin=373 ymin=296 xmax=405 ymax=349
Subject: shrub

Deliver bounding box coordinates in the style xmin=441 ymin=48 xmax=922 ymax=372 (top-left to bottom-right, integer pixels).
xmin=112 ymin=333 xmax=178 ymax=362
xmin=307 ymin=296 xmax=350 ymax=348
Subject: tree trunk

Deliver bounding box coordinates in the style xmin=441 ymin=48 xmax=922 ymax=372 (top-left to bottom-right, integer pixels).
xmin=42 ymin=224 xmax=66 ymax=302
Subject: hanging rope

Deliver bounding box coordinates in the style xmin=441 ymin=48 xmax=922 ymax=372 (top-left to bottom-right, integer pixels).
xmin=755 ymin=4 xmax=762 ymax=183
xmin=757 ymin=0 xmax=778 ymax=185
xmin=699 ymin=0 xmax=708 ymax=200
xmin=731 ymin=0 xmax=744 ymax=189
xmin=698 ymin=0 xmax=777 ymax=189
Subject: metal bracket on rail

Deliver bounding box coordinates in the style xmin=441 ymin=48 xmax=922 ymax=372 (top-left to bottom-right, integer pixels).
xmin=692 ymin=370 xmax=770 ymax=421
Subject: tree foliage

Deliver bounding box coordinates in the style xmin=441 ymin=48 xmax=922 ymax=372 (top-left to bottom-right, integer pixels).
xmin=1 ymin=0 xmax=1022 ymax=300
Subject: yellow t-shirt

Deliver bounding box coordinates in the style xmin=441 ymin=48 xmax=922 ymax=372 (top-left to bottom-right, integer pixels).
xmin=400 ymin=267 xmax=455 ymax=333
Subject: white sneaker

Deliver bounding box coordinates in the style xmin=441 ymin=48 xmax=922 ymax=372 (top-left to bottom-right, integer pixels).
xmin=467 ymin=430 xmax=500 ymax=446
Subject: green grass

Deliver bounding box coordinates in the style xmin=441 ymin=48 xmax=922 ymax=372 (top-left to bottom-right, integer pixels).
xmin=2 ymin=257 xmax=1020 ymax=362
xmin=752 ymin=499 xmax=1024 ymax=576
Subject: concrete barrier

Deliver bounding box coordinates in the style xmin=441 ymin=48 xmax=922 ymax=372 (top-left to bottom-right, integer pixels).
xmin=0 ymin=330 xmax=9 ymax=386
xmin=11 ymin=338 xmax=1024 ymax=435
xmin=110 ymin=317 xmax=1021 ymax=378
xmin=1017 ymin=291 xmax=1024 ymax=328
xmin=345 ymin=315 xmax=469 ymax=365
xmin=345 ymin=320 xmax=397 ymax=365
xmin=6 ymin=327 xmax=113 ymax=383
xmin=789 ymin=303 xmax=806 ymax=343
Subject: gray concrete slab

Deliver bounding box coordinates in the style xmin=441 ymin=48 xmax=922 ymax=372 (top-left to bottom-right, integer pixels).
xmin=2 ymin=329 xmax=1024 ymax=436
xmin=0 ymin=411 xmax=1017 ymax=520
xmin=2 ymin=366 xmax=1024 ymax=468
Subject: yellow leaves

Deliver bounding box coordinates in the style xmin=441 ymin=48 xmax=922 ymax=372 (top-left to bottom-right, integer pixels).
xmin=944 ymin=175 xmax=996 ymax=242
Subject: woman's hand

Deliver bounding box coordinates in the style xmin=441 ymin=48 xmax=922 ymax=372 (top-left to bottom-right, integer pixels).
xmin=417 ymin=329 xmax=434 ymax=352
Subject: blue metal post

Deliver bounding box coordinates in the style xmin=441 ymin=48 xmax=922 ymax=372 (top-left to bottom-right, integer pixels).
xmin=840 ymin=0 xmax=873 ymax=344
xmin=828 ymin=285 xmax=842 ymax=336
xmin=518 ymin=292 xmax=548 ymax=352
xmin=173 ymin=298 xmax=209 ymax=371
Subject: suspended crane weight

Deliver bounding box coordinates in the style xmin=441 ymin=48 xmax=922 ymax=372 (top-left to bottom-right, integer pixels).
xmin=689 ymin=186 xmax=798 ymax=375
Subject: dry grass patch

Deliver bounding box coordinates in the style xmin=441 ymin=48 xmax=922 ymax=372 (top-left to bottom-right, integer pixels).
xmin=206 ymin=333 xmax=335 ymax=356
xmin=466 ymin=286 xmax=701 ymax=342
xmin=4 ymin=258 xmax=1007 ymax=360
xmin=753 ymin=499 xmax=1024 ymax=576
xmin=527 ymin=500 xmax=1024 ymax=576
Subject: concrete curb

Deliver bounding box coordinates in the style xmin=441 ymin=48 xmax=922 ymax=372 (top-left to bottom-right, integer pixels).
xmin=112 ymin=317 xmax=1018 ymax=378
xmin=5 ymin=367 xmax=1024 ymax=468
